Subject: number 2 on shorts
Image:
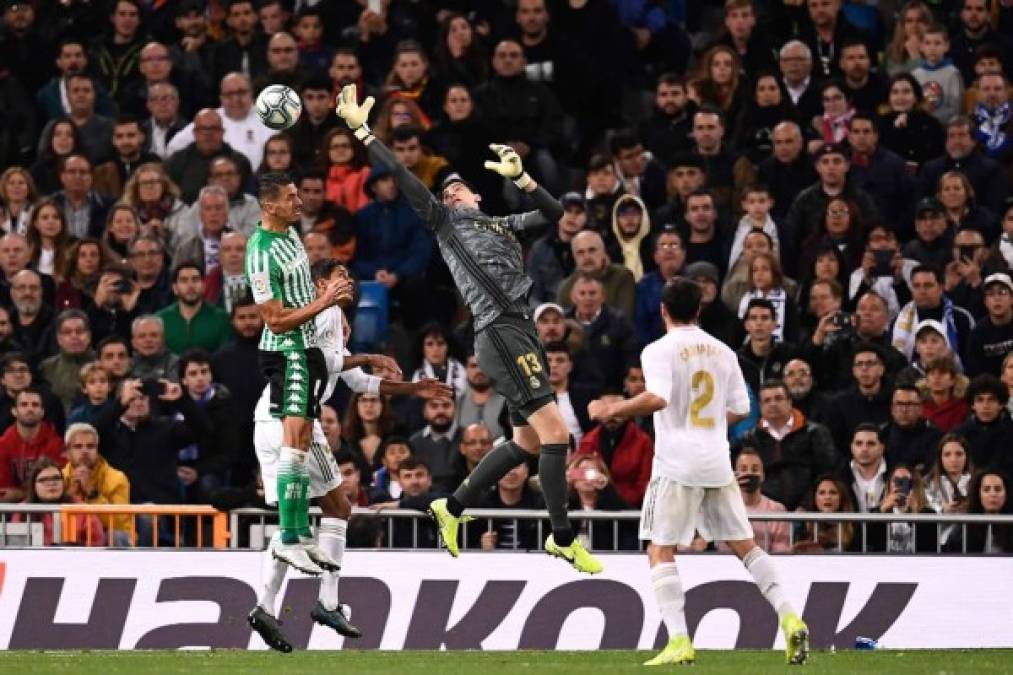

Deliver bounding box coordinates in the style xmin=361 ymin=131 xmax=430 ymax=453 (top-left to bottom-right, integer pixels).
xmin=516 ymin=352 xmax=542 ymax=376
xmin=689 ymin=370 xmax=715 ymax=429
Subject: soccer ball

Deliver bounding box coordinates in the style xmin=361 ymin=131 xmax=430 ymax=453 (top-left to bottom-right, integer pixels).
xmin=255 ymin=84 xmax=302 ymax=130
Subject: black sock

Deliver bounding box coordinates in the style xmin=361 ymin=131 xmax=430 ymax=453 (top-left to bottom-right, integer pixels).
xmin=538 ymin=443 xmax=574 ymax=546
xmin=450 ymin=440 xmax=528 ymax=514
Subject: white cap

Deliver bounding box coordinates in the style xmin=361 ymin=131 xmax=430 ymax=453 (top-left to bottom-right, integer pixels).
xmin=533 ymin=302 xmax=564 ymax=322
xmin=914 ymin=319 xmax=950 ymax=348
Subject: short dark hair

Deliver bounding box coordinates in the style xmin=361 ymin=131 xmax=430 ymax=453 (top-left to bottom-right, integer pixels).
xmin=97 ymin=334 xmax=129 ymax=355
xmin=114 ymin=114 xmax=144 ymax=131
xmin=684 ymin=188 xmax=714 ymax=210
xmin=852 ymin=341 xmax=884 ymax=363
xmin=258 ymin=171 xmax=292 ymax=203
xmin=543 ymin=341 xmax=571 ymax=358
xmin=693 ymin=104 xmax=726 ymax=128
xmin=924 ymin=22 xmax=949 ymax=38
xmin=172 ymin=260 xmax=205 ymax=282
xmin=742 ymin=183 xmax=770 ymax=198
xmin=847 ymin=111 xmax=878 ymax=131
xmin=966 ymin=374 xmax=1009 ymax=405
xmin=892 ymin=383 xmax=922 ymax=400
xmin=55 ymin=308 xmax=90 ymax=333
xmin=911 ymin=264 xmax=944 ymax=285
xmin=380 ymin=435 xmax=414 ymax=458
xmin=13 ymin=387 xmax=43 ymax=406
xmin=657 ymin=72 xmax=686 ymax=89
xmin=231 ymin=290 xmax=257 ymax=315
xmin=311 ymin=258 xmax=345 ymax=283
xmin=838 ymin=37 xmax=869 ymax=58
xmin=298 ymin=169 xmax=327 ymax=185
xmin=397 ymin=457 xmax=430 ymax=474
xmin=661 ymin=277 xmax=702 ymax=322
xmin=852 ymin=422 xmax=882 ymax=440
xmin=745 ymin=298 xmax=776 ymax=320
xmin=334 ymin=450 xmax=359 ymax=468
xmin=587 ymin=153 xmax=613 ymax=172
xmin=179 ymin=347 xmax=213 ymax=380
xmin=1 ymin=352 xmax=30 ymax=373
xmin=758 ymin=379 xmax=790 ymax=399
xmin=391 ymin=125 xmax=424 ymax=144
xmin=609 ymin=129 xmax=642 ymax=155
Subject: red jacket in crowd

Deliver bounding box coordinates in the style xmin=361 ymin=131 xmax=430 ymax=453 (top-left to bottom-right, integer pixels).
xmin=577 ymin=422 xmax=654 ymax=507
xmin=0 ymin=422 xmax=66 ymax=490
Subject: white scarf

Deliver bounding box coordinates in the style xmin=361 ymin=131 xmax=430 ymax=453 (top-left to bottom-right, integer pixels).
xmin=728 ymin=215 xmax=780 ymax=271
xmin=738 ymin=287 xmax=789 ymax=341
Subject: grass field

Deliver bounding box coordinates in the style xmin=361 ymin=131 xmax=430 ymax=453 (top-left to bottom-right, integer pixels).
xmin=0 ymin=650 xmax=1010 ymax=674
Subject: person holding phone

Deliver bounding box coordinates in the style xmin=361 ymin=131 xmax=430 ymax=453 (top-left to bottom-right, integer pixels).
xmin=849 ymin=224 xmax=917 ymax=319
xmin=944 ymin=227 xmax=993 ymax=320
xmin=873 ymin=463 xmax=937 ymax=553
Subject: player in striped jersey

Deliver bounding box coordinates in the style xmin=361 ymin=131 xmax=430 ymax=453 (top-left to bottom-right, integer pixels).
xmin=588 ymin=278 xmax=809 ymax=666
xmin=245 ymin=172 xmax=353 ymax=575
xmin=248 ymin=258 xmax=451 ymax=652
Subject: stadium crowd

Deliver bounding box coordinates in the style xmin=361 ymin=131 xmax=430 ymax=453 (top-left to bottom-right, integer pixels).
xmin=0 ymin=0 xmax=1011 ymax=553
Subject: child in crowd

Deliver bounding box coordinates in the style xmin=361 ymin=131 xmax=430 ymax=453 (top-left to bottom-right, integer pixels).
xmin=737 ymin=252 xmax=798 ymax=343
xmin=293 ymin=8 xmax=333 ymax=72
xmin=912 ymin=24 xmax=964 ymax=123
xmin=66 ymin=363 xmax=111 ymax=426
xmin=372 ymin=436 xmax=414 ymax=499
xmin=728 ymin=185 xmax=780 ymax=274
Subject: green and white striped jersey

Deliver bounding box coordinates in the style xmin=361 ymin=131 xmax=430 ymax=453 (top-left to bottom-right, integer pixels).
xmin=245 ymin=222 xmax=318 ymax=351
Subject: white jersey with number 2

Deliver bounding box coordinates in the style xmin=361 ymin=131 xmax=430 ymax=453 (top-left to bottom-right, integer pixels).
xmin=642 ymin=325 xmax=750 ymax=487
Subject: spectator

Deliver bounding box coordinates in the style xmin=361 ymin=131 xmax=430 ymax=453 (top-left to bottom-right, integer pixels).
xmin=0 ymin=353 xmax=65 ymax=434
xmin=142 ymin=82 xmax=187 ymax=159
xmin=681 ymin=189 xmax=730 ymax=278
xmin=736 ymin=253 xmax=799 ymax=344
xmin=448 ymin=423 xmax=494 ymax=495
xmin=0 ymin=166 xmax=37 ymax=235
xmin=738 ymin=295 xmax=796 ymax=388
xmin=882 ymin=384 xmax=943 ymax=468
xmin=351 ymin=165 xmax=433 ymax=330
xmin=652 ymin=153 xmax=703 ymax=230
xmin=871 ymin=463 xmax=938 ymax=552
xmin=371 ymin=436 xmax=413 ymax=499
xmin=756 ymin=122 xmax=817 ymax=225
xmin=921 ymin=353 xmax=971 ymax=432
xmin=690 ymin=261 xmax=739 ymax=348
xmin=41 ymin=309 xmax=95 ymax=413
xmin=390 ymin=126 xmax=451 ymax=191
xmin=965 ymin=273 xmax=1013 ymax=377
xmin=839 ymin=40 xmax=887 ymax=115
xmin=545 ymin=342 xmax=595 ymax=442
xmin=533 ymin=302 xmax=603 ymax=390
xmin=783 ymin=358 xmax=829 ymax=423
xmin=638 ymin=73 xmax=695 ymax=166
xmin=825 ymin=344 xmax=893 ymax=452
xmin=937 ymin=172 xmax=998 ymax=243
xmin=344 ymin=392 xmax=396 ymax=477
xmin=966 ymin=470 xmax=1013 ymax=553
xmin=988 ymin=199 xmax=1013 ymax=275
xmin=565 ymin=453 xmax=638 ymax=551
xmin=726 ymin=186 xmax=780 ymax=286
xmin=409 ymin=323 xmax=466 ymax=398
xmin=164 ymin=108 xmax=253 ymax=205
xmin=455 ymin=355 xmax=506 ymax=441
xmin=177 ymin=348 xmax=239 ymax=500
xmin=557 ymin=230 xmax=636 ymax=320
xmin=157 ymin=262 xmax=233 ymax=355
xmin=127 ymin=234 xmax=173 ymax=316
xmin=605 ymin=195 xmax=653 ymax=282
xmin=30 ymin=120 xmax=82 ymax=196
xmin=211 ymin=299 xmax=265 ymax=484
xmin=474 ymin=39 xmax=565 ymax=196
xmin=9 ymin=268 xmax=56 ymax=364
xmin=845 ymin=113 xmax=917 ymax=239
xmin=302 ymin=231 xmax=330 ymax=265
xmin=724 ymin=447 xmax=790 ymax=553
xmin=812 ymin=80 xmax=854 ymax=148
xmin=877 ymin=73 xmax=946 ymax=172
xmin=919 ymin=116 xmax=1007 ymax=217
xmin=97 ymin=335 xmax=132 ymax=392
xmin=37 ymin=75 xmax=113 ymax=164
xmin=689 ymin=106 xmax=743 ymax=212
xmin=67 ymin=362 xmax=111 ymax=426
xmin=94 ymin=377 xmax=209 ymax=509
xmin=129 ymin=315 xmax=180 ymax=381
xmin=610 ymin=129 xmax=667 ymax=214
xmin=174 ymin=185 xmax=233 ymax=271
xmin=286 ymin=74 xmax=338 ymax=168
xmin=85 ymin=264 xmax=142 ymax=344
xmin=50 ymin=154 xmax=113 ymax=241
xmin=371 ymin=458 xmax=444 ymax=548
xmin=431 ymin=13 xmax=488 ymax=90
xmin=93 ymin=116 xmax=160 ymax=197
xmin=335 ymin=450 xmax=390 ymax=508
xmin=203 ymin=232 xmax=248 ymax=314
xmin=972 ymin=72 xmax=1013 ymax=169
xmin=838 ymin=422 xmax=889 ymax=513
xmin=799 ymin=195 xmax=865 ymax=281
xmin=733 ymin=72 xmax=797 ymax=166
xmin=954 ymin=375 xmax=1013 ymax=477
xmin=12 ymin=458 xmax=105 ymax=546
xmin=795 ymin=475 xmax=856 ymax=552
xmin=911 ymin=24 xmax=964 ymax=124
xmin=635 ymin=228 xmax=687 ymax=346
xmin=253 ymin=30 xmax=307 ymax=97
xmin=120 ymin=162 xmax=188 ymax=246
xmin=899 ymin=319 xmax=955 ymax=383
xmin=408 ymin=397 xmax=461 ymax=493
xmin=923 ymin=432 xmax=973 ymax=550
xmin=319 ymin=404 xmax=346 ymax=454
xmin=101 ymin=204 xmax=142 ymax=265
xmin=883 ymin=1 xmax=932 ymax=76
xmin=0 ymin=389 xmax=66 ymax=503
xmin=576 ymin=391 xmax=653 ymax=507
xmin=0 ymin=306 xmax=19 ymax=353
xmin=62 ymin=422 xmax=131 ymax=546
xmin=778 ymin=41 xmax=821 ymax=124
xmin=36 ymin=38 xmax=116 ymax=122
xmin=321 ymin=127 xmax=370 ymax=214
xmin=902 ymin=197 xmax=953 ymax=271
xmin=892 ymin=265 xmax=975 ymax=363
xmin=90 ymin=0 xmax=147 ymax=106
xmin=783 ymin=143 xmax=879 ymax=274
xmin=26 ymin=201 xmax=72 ymax=281
xmin=256 ymin=134 xmax=295 ymax=179
xmin=738 ymin=379 xmax=838 ymax=511
xmin=799 ymin=0 xmax=867 ymax=80
xmin=193 ymin=156 xmax=260 ymax=239
xmin=849 ymin=226 xmax=917 ymax=319
xmin=567 ymin=274 xmax=638 ymax=390
xmin=527 ymin=192 xmax=585 ymax=307
xmin=475 ymin=461 xmax=543 ymax=551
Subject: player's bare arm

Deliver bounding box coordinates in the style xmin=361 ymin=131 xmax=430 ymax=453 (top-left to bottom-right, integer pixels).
xmin=589 ymin=391 xmax=667 ymax=421
xmin=379 ymin=378 xmax=454 ymax=399
xmin=341 ymin=353 xmax=401 ymax=376
xmin=256 ymin=278 xmax=353 ymax=335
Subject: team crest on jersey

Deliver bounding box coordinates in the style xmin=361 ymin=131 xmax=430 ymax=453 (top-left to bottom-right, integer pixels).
xmin=529 ymin=375 xmax=540 ymax=389
xmin=474 ymin=217 xmax=516 ymax=242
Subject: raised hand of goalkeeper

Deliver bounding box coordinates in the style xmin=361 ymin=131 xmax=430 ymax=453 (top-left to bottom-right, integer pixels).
xmin=335 ymin=84 xmax=375 ymax=141
xmin=483 ymin=143 xmax=533 ymax=190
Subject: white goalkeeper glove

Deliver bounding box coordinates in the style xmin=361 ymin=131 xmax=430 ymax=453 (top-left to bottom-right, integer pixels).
xmin=335 ymin=84 xmax=375 ymax=141
xmin=483 ymin=143 xmax=533 ymax=189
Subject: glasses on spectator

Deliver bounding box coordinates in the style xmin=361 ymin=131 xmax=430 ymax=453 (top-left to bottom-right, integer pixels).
xmin=853 ymin=359 xmax=881 ymax=369
xmin=985 ymin=287 xmax=1011 ymax=297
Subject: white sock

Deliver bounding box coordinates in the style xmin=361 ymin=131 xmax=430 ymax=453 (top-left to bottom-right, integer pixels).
xmin=257 ymin=532 xmax=287 ymax=617
xmin=650 ymin=562 xmax=688 ymax=639
xmin=743 ymin=547 xmax=794 ymax=619
xmin=317 ymin=517 xmax=347 ymax=611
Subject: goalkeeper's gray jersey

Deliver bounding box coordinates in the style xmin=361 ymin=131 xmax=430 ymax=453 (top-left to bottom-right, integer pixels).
xmin=368 ymin=141 xmax=561 ymax=331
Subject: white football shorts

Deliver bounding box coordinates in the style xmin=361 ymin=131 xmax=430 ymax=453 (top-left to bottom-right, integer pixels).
xmin=254 ymin=418 xmax=341 ymax=505
xmin=639 ymin=476 xmax=753 ymax=546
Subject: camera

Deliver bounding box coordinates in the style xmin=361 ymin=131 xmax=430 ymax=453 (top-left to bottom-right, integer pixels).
xmin=958 ymin=245 xmax=978 ymax=262
xmin=893 ymin=476 xmax=912 ymax=495
xmin=873 ymin=249 xmax=894 ymax=276
xmin=113 ymin=278 xmax=132 ymax=294
xmin=832 ymin=312 xmax=851 ymax=328
xmin=139 ymin=378 xmax=167 ymax=397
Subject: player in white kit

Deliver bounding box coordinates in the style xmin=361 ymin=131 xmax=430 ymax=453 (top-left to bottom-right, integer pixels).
xmin=248 ymin=259 xmax=451 ymax=652
xmin=588 ymin=277 xmax=809 ymax=666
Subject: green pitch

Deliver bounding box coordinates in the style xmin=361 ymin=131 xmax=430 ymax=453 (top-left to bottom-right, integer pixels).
xmin=0 ymin=649 xmax=1010 ymax=674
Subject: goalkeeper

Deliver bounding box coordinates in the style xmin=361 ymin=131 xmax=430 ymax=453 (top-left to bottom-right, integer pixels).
xmin=336 ymin=84 xmax=602 ymax=574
